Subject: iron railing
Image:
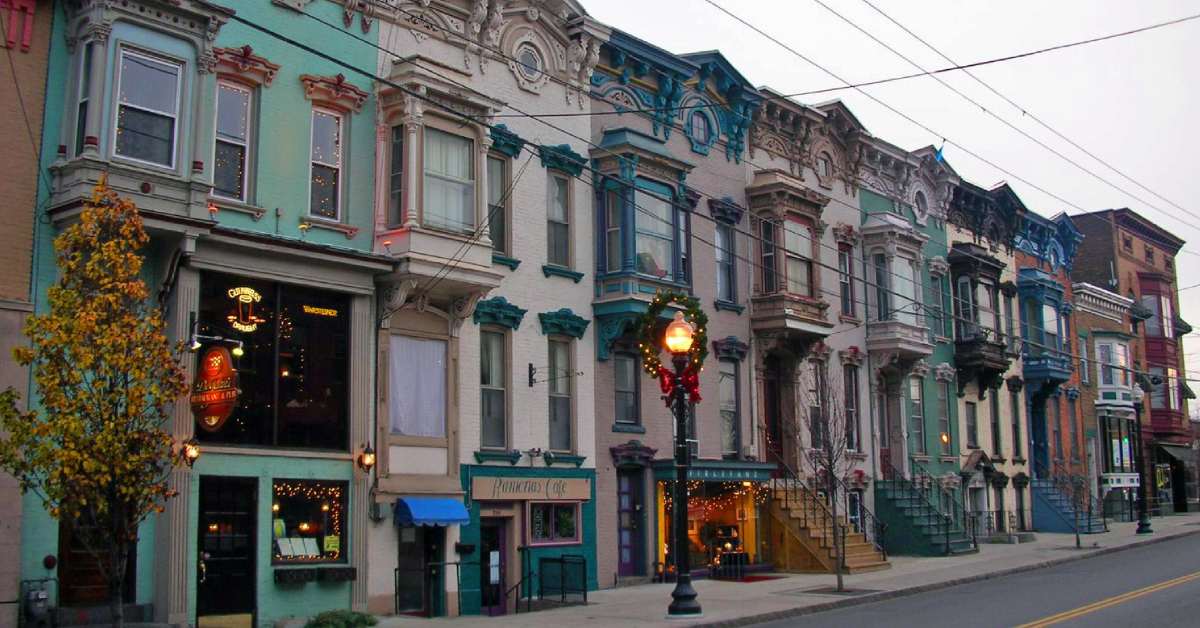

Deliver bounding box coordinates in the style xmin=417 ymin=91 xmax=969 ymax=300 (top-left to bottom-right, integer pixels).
xmin=1036 ymin=459 xmax=1109 ymax=533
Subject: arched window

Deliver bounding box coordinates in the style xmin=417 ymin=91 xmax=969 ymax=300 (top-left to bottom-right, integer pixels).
xmin=816 ymin=152 xmax=833 ymax=178
xmin=690 ymin=110 xmax=710 ymax=144
xmin=914 ymin=191 xmax=928 ymax=217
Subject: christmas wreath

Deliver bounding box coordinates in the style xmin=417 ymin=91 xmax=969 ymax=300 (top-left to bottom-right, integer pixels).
xmin=635 ymin=290 xmax=708 ymax=405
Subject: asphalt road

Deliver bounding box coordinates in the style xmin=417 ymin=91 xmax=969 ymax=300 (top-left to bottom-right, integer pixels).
xmin=753 ymin=532 xmax=1200 ymax=627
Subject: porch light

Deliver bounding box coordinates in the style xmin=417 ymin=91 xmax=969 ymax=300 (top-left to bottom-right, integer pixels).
xmin=663 ymin=312 xmax=695 ymax=355
xmin=358 ymin=443 xmax=377 ymax=472
xmin=182 ymin=437 xmax=201 ymax=468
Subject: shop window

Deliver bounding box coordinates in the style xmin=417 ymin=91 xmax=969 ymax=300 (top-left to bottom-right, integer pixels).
xmin=716 ymin=224 xmax=736 ymax=303
xmin=480 ymin=330 xmax=507 ymax=449
xmin=388 ymin=126 xmax=404 ymax=227
xmin=547 ymin=174 xmax=571 ymax=267
xmin=719 ymin=359 xmax=739 ymax=458
xmin=423 ymin=127 xmax=475 ymax=233
xmin=195 ymin=273 xmax=349 ymax=450
xmin=488 ymin=154 xmax=509 ymax=255
xmin=390 ymin=335 xmax=447 ymax=439
xmin=548 ymin=338 xmax=572 ymax=451
xmin=309 ymin=107 xmax=342 ymax=220
xmin=114 ymin=48 xmax=182 ymax=168
xmin=214 ymin=81 xmax=252 ymax=201
xmin=529 ymin=502 xmax=578 ymax=544
xmin=657 ymin=480 xmax=767 ymax=570
xmin=614 ymin=353 xmax=639 ymax=426
xmin=271 ymin=479 xmax=347 ymax=563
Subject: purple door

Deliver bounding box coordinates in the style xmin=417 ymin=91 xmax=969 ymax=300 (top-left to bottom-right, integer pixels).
xmin=618 ymin=470 xmax=645 ymax=577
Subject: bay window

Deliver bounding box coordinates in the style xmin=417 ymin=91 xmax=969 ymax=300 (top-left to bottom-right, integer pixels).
xmin=894 ymin=258 xmax=917 ymax=326
xmin=1162 ymin=296 xmax=1175 ymax=337
xmin=955 ymin=276 xmax=975 ymax=338
xmin=114 ymin=49 xmax=181 ymax=168
xmin=214 ymin=81 xmax=252 ymax=201
xmin=605 ymin=189 xmax=622 ymax=272
xmin=716 ymin=224 xmax=736 ymax=303
xmin=1141 ymin=294 xmax=1174 ymax=337
xmin=480 ymin=330 xmax=507 ymax=449
xmin=487 ymin=155 xmax=508 ymax=254
xmin=761 ymin=220 xmax=778 ymax=293
xmin=390 ymin=335 xmax=447 ymax=439
xmin=548 ymin=338 xmax=572 ymax=451
xmin=1043 ymin=303 xmax=1060 ymax=353
xmin=874 ymin=253 xmax=890 ymax=321
xmin=978 ymin=281 xmax=997 ymax=337
xmin=423 ymin=127 xmax=475 ymax=233
xmin=635 ymin=185 xmax=675 ymax=280
xmin=309 ymin=108 xmax=342 ymax=220
xmin=547 ymin=174 xmax=571 ymax=266
xmin=783 ymin=221 xmax=814 ymax=296
xmin=388 ymin=126 xmax=404 ymax=226
xmin=75 ymin=42 xmax=93 ymax=156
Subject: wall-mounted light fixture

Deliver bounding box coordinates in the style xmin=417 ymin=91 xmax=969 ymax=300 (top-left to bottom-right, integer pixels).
xmin=357 ymin=443 xmax=376 ymax=473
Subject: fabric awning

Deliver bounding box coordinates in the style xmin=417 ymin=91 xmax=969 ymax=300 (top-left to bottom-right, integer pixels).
xmin=1157 ymin=444 xmax=1195 ymax=465
xmin=394 ymin=497 xmax=470 ymax=527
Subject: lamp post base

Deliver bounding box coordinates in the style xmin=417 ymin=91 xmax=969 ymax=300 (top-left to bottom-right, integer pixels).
xmin=667 ymin=577 xmax=703 ymax=618
xmin=1136 ymin=516 xmax=1154 ymax=534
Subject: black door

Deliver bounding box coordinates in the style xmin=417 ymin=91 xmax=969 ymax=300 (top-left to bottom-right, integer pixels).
xmin=395 ymin=526 xmax=444 ymax=616
xmin=479 ymin=519 xmax=506 ymax=615
xmin=198 ymin=476 xmax=257 ymax=626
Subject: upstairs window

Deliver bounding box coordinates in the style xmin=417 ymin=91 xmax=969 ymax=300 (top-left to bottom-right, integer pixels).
xmin=1042 ymin=303 xmax=1060 ymax=352
xmin=719 ymin=359 xmax=740 ymax=458
xmin=114 ymin=49 xmax=182 ymax=168
xmin=605 ymin=189 xmax=622 ymax=272
xmin=909 ymin=377 xmax=925 ymax=455
xmin=423 ymin=127 xmax=475 ymax=233
xmin=75 ymin=42 xmax=93 ymax=157
xmin=690 ymin=110 xmax=710 ymax=145
xmin=955 ymin=275 xmax=976 ymax=338
xmin=816 ymin=152 xmax=832 ymax=178
xmin=635 ymin=184 xmax=676 ymax=281
xmin=1079 ymin=339 xmax=1090 ymax=384
xmin=977 ymin=280 xmax=997 ymax=336
xmin=214 ymin=81 xmax=252 ymax=201
xmin=614 ymin=353 xmax=639 ymax=426
xmin=715 ymin=223 xmax=736 ymax=303
xmin=548 ymin=338 xmax=573 ymax=451
xmin=761 ymin=220 xmax=778 ymax=293
xmin=874 ymin=253 xmax=891 ymax=321
xmin=965 ymin=401 xmax=979 ymax=449
xmin=388 ymin=126 xmax=404 ymax=226
xmin=390 ymin=335 xmax=447 ymax=439
xmin=844 ymin=365 xmax=860 ymax=451
xmin=838 ymin=246 xmax=855 ymax=316
xmin=480 ymin=330 xmax=507 ymax=449
xmin=547 ymin=174 xmax=571 ymax=267
xmin=487 ymin=155 xmax=508 ymax=254
xmin=783 ymin=220 xmax=814 ymax=296
xmin=1161 ymin=296 xmax=1175 ymax=337
xmin=309 ymin=108 xmax=342 ymax=220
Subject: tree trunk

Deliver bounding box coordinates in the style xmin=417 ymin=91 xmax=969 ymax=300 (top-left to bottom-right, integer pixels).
xmin=829 ymin=474 xmax=844 ymax=592
xmin=109 ymin=540 xmax=127 ymax=628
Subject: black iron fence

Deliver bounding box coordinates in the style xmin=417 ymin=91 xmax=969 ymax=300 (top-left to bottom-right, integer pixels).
xmin=538 ymin=554 xmax=588 ymax=605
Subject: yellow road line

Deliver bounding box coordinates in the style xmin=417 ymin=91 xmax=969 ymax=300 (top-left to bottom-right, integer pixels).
xmin=1016 ymin=570 xmax=1200 ymax=627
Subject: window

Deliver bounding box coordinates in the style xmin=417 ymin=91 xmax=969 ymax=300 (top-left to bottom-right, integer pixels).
xmin=808 ymin=363 xmax=825 ymax=449
xmin=614 ymin=353 xmax=639 ymax=426
xmin=1099 ymin=343 xmax=1114 ymax=385
xmin=691 ymin=110 xmax=710 ymax=145
xmin=75 ymin=42 xmax=93 ymax=156
xmin=914 ymin=191 xmax=928 ymax=217
xmin=516 ymin=44 xmax=544 ymax=81
xmin=909 ymin=377 xmax=925 ymax=455
xmin=309 ymin=108 xmax=342 ymax=220
xmin=1068 ymin=397 xmax=1078 ymax=460
xmin=894 ymin=258 xmax=918 ymax=326
xmin=784 ymin=221 xmax=814 ymax=296
xmin=388 ymin=126 xmax=405 ymax=226
xmin=485 ymin=156 xmax=508 ymax=254
xmin=965 ymin=401 xmax=978 ymax=448
xmin=956 ymin=276 xmax=975 ymax=338
xmin=1145 ymin=246 xmax=1155 ymax=264
xmin=1043 ymin=303 xmax=1059 ymax=352
xmin=941 ymin=277 xmax=953 ymax=338
xmin=874 ymin=253 xmax=891 ymax=321
xmin=845 ymin=365 xmax=860 ymax=451
xmin=1140 ymin=294 xmax=1174 ymax=337
xmin=114 ymin=49 xmax=181 ymax=167
xmin=938 ymin=381 xmax=951 ymax=455
xmin=605 ymin=189 xmax=622 ymax=272
xmin=761 ymin=220 xmax=777 ymax=293
xmin=530 ymin=503 xmax=578 ymax=544
xmin=1005 ymin=295 xmax=1016 ymax=351
xmin=214 ymin=81 xmax=252 ymax=201
xmin=1080 ymin=339 xmax=1090 ymax=384
xmin=1168 ymin=367 xmax=1180 ymax=410
xmin=678 ymin=210 xmax=691 ymax=284
xmin=719 ymin=359 xmax=739 ymax=458
xmin=1011 ymin=391 xmax=1022 ymax=458
xmin=635 ymin=185 xmax=676 ymax=280
xmin=548 ymin=339 xmax=572 ymax=451
xmin=390 ymin=335 xmax=447 ymax=439
xmin=480 ymin=330 xmax=507 ymax=449
xmin=978 ymin=281 xmax=997 ymax=335
xmin=271 ymin=479 xmax=347 ymax=564
xmin=548 ymin=174 xmax=570 ymax=266
xmin=1052 ymin=400 xmax=1063 ymax=460
xmin=838 ymin=246 xmax=855 ymax=316
xmin=990 ymin=390 xmax=1002 ymax=457
xmin=1153 ymin=367 xmax=1182 ymax=411
xmin=716 ymin=224 xmax=736 ymax=303
xmin=1122 ymin=234 xmax=1133 ymax=252
xmin=1161 ymin=296 xmax=1175 ymax=337
xmin=196 ymin=273 xmax=351 ymax=450
xmin=423 ymin=127 xmax=475 ymax=233
xmin=816 ymin=152 xmax=832 ymax=178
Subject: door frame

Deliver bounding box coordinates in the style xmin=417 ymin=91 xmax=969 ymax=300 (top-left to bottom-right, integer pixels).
xmin=196 ymin=475 xmax=258 ymax=626
xmin=479 ymin=517 xmax=508 ymax=616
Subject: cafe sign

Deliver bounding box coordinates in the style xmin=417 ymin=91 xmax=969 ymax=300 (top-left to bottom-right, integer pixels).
xmin=472 ymin=476 xmax=591 ymax=501
xmin=191 ymin=346 xmax=240 ymax=432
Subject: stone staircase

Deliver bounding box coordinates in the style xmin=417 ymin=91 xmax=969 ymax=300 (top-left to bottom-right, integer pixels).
xmin=874 ymin=481 xmax=977 ymax=557
xmin=1032 ymin=478 xmax=1107 ymax=534
xmin=769 ymin=486 xmax=891 ymax=574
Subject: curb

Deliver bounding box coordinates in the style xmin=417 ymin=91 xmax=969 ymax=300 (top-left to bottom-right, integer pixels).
xmin=691 ymin=527 xmax=1200 ymax=628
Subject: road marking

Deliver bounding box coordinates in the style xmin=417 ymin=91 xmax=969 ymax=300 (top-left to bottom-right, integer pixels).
xmin=1016 ymin=570 xmax=1200 ymax=627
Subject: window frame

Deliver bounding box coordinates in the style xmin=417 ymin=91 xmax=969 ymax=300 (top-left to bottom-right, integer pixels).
xmin=938 ymin=381 xmax=952 ymax=455
xmin=527 ymin=501 xmax=581 ymax=546
xmin=845 ymin=364 xmax=860 ymax=451
xmin=213 ymin=79 xmax=254 ymax=202
xmin=719 ymin=358 xmax=741 ymax=459
xmin=388 ymin=124 xmax=406 ymax=227
xmin=422 ymin=125 xmax=477 ymax=234
xmin=74 ymin=40 xmax=94 ymax=157
xmin=270 ymin=478 xmax=349 ymax=565
xmin=782 ymin=218 xmax=815 ymax=297
xmin=604 ymin=187 xmax=623 ymax=273
xmin=613 ymin=352 xmax=640 ymax=426
xmin=486 ymin=152 xmax=510 ymax=255
xmin=633 ymin=179 xmax=679 ymax=282
xmin=547 ymin=172 xmax=572 ymax=268
xmin=479 ymin=328 xmax=509 ymax=450
xmin=990 ymin=388 xmax=1002 ymax=457
xmin=715 ymin=223 xmax=737 ymax=304
xmin=388 ymin=332 xmax=450 ymax=444
xmin=112 ymin=47 xmax=184 ymax=169
xmin=308 ymin=106 xmax=344 ymax=221
xmin=548 ymin=337 xmax=574 ymax=452
xmin=909 ymin=376 xmax=926 ymax=455
xmin=761 ymin=219 xmax=778 ymax=294
xmin=838 ymin=245 xmax=855 ymax=317
xmin=965 ymin=401 xmax=979 ymax=449
xmin=1010 ymin=390 xmax=1022 ymax=458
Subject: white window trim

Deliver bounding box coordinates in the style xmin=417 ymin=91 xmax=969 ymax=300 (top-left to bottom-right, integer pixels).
xmin=111 ymin=47 xmax=184 ymax=170
xmin=212 ymin=79 xmax=253 ymax=202
xmin=308 ymin=106 xmax=344 ymax=221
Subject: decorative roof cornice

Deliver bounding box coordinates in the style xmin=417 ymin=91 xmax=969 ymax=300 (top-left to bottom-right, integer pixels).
xmin=299 ymin=73 xmax=368 ymax=112
xmin=539 ymin=309 xmax=590 ymax=339
xmin=490 ymin=124 xmax=526 ymax=158
xmin=473 ymin=296 xmax=527 ymax=330
xmin=214 ymin=45 xmax=280 ymax=87
xmin=538 ymin=144 xmax=587 ymax=176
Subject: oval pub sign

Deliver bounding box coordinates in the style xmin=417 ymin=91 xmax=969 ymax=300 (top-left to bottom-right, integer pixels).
xmin=191 ymin=346 xmax=239 ymax=433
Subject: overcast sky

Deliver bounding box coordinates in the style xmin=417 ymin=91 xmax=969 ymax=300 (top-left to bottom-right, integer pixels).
xmin=589 ymin=0 xmax=1200 ymax=400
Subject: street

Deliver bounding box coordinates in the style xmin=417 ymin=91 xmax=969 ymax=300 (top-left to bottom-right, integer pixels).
xmin=752 ymin=532 xmax=1200 ymax=628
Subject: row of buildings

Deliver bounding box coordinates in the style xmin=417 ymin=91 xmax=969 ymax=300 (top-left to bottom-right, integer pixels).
xmin=0 ymin=0 xmax=1194 ymax=626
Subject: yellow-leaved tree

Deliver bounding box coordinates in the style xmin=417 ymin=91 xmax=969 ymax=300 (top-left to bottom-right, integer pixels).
xmin=0 ymin=178 xmax=188 ymax=627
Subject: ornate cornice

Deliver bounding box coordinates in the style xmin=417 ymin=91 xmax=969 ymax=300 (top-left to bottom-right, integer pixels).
xmin=214 ymin=45 xmax=280 ymax=87
xmin=539 ymin=308 xmax=589 ymax=339
xmin=832 ymin=222 xmax=861 ymax=247
xmin=1006 ymin=375 xmax=1024 ymax=393
xmin=911 ymin=359 xmax=931 ymax=378
xmin=839 ymin=345 xmax=866 ymax=367
xmin=713 ymin=336 xmax=749 ymax=361
xmin=490 ymin=124 xmax=526 ymax=158
xmin=708 ymin=197 xmax=745 ymax=225
xmin=538 ymin=143 xmax=587 ymax=176
xmin=299 ymin=73 xmax=368 ymax=113
xmin=473 ymin=296 xmax=527 ymax=330
xmin=611 ymin=440 xmax=657 ymax=468
xmin=927 ymin=255 xmax=949 ymax=278
xmin=934 ymin=362 xmax=956 ymax=383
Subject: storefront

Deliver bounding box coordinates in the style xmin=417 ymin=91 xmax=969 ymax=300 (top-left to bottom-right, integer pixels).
xmin=651 ymin=460 xmax=775 ymax=578
xmin=456 ymin=466 xmax=597 ymax=615
xmin=1098 ymin=412 xmax=1139 ymax=521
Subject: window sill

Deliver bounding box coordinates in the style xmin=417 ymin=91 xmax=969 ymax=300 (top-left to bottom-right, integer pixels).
xmin=492 ymin=253 xmax=521 ymax=270
xmin=543 ymin=452 xmax=587 ymax=467
xmin=848 ymin=451 xmax=868 ymax=461
xmin=966 ymin=445 xmax=981 ymax=450
xmin=911 ymin=455 xmax=931 ymax=463
xmin=474 ymin=449 xmax=522 ymax=465
xmin=993 ymin=456 xmax=1008 ymax=464
xmin=528 ymin=539 xmax=583 ymax=548
xmin=939 ymin=456 xmax=958 ymax=464
xmin=543 ymin=265 xmax=584 ymax=283
xmin=714 ymin=300 xmax=745 ymax=314
xmin=1011 ymin=457 xmax=1027 ymax=464
xmin=613 ymin=422 xmax=646 ymax=434
xmin=300 ymin=216 xmax=359 ymax=240
xmin=839 ymin=314 xmax=861 ymax=325
xmin=209 ymin=196 xmax=266 ymax=221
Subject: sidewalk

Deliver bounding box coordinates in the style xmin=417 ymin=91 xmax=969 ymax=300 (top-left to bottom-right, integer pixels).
xmin=375 ymin=512 xmax=1200 ymax=628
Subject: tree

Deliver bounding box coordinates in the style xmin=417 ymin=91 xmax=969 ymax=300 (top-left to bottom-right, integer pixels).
xmin=0 ymin=178 xmax=188 ymax=626
xmin=794 ymin=351 xmax=856 ymax=592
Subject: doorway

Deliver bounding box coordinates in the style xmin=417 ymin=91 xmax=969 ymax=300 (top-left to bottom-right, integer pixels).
xmin=197 ymin=476 xmax=257 ymax=628
xmin=480 ymin=519 xmax=507 ymax=615
xmin=395 ymin=526 xmax=444 ymax=616
xmin=617 ymin=470 xmax=645 ymax=577
xmin=56 ymin=520 xmax=136 ymax=608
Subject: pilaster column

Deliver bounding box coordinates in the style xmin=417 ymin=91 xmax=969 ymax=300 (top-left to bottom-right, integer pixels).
xmin=403 ymin=94 xmax=423 ymax=229
xmin=349 ymin=294 xmax=372 ymax=611
xmin=191 ymin=60 xmax=218 ymax=183
xmin=477 ymin=133 xmax=493 ymax=245
xmin=81 ymin=24 xmax=110 ymax=156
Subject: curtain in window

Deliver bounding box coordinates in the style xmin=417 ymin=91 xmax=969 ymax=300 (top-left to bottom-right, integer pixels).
xmin=481 ymin=331 xmax=506 ymax=448
xmin=635 ymin=189 xmax=674 ymax=280
xmin=389 ymin=335 xmax=447 ymax=438
xmin=549 ymin=340 xmax=572 ymax=450
xmin=423 ymin=128 xmax=475 ymax=232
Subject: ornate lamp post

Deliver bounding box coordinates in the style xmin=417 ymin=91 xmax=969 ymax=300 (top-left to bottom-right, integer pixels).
xmin=1133 ymin=385 xmax=1153 ymax=534
xmin=664 ymin=312 xmax=702 ymax=618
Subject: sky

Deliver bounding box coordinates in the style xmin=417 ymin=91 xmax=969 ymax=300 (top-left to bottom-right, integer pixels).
xmin=588 ymin=0 xmax=1200 ymax=408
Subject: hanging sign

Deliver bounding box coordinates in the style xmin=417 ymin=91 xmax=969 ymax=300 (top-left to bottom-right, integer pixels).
xmin=191 ymin=346 xmax=240 ymax=432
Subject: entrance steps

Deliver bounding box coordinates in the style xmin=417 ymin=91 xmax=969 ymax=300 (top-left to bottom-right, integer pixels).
xmin=769 ymin=487 xmax=891 ymax=574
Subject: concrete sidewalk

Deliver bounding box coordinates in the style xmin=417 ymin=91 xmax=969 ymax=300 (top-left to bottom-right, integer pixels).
xmin=375 ymin=512 xmax=1200 ymax=628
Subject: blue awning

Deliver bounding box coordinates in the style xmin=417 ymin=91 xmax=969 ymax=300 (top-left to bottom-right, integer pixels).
xmin=394 ymin=497 xmax=470 ymax=527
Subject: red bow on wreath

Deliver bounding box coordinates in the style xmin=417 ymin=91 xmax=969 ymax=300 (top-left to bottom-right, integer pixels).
xmin=657 ymin=365 xmax=702 ymax=405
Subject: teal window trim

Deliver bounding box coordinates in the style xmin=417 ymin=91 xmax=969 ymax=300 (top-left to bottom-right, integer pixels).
xmin=474 ymin=449 xmax=523 ymax=465
xmin=492 ymin=253 xmax=521 ymax=270
xmin=713 ymin=300 xmax=745 ymax=314
xmin=474 ymin=296 xmax=527 ymax=330
xmin=542 ymin=265 xmax=584 ymax=283
xmin=538 ymin=309 xmax=590 ymax=339
xmin=543 ymin=451 xmax=587 ymax=467
xmin=612 ymin=423 xmax=646 ymax=434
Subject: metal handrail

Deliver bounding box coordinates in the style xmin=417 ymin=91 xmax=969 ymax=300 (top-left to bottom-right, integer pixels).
xmin=770 ymin=448 xmax=849 ymax=568
xmin=830 ymin=474 xmax=888 ymax=560
xmin=501 ymin=547 xmax=533 ymax=614
xmin=881 ymin=456 xmax=952 ymax=554
xmin=909 ymin=456 xmax=976 ymax=550
xmin=1036 ymin=459 xmax=1109 ymax=533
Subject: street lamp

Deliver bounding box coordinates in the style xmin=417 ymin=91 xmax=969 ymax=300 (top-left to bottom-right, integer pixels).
xmin=1132 ymin=385 xmax=1153 ymax=534
xmin=664 ymin=312 xmax=702 ymax=618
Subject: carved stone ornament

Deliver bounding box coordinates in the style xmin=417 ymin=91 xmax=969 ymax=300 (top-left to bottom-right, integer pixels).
xmin=299 ymin=73 xmax=368 ymax=113
xmin=474 ymin=296 xmax=527 ymax=330
xmin=839 ymin=345 xmax=866 ymax=367
xmin=910 ymin=359 xmax=931 ymax=378
xmin=214 ymin=45 xmax=280 ymax=87
xmin=611 ymin=440 xmax=657 ymax=468
xmin=539 ymin=309 xmax=590 ymax=339
xmin=927 ymin=255 xmax=949 ymax=278
xmin=807 ymin=341 xmax=832 ymax=363
xmin=378 ymin=279 xmax=419 ymax=327
xmin=1006 ymin=375 xmax=1024 ymax=392
xmin=708 ymin=197 xmax=745 ymax=225
xmin=832 ymin=222 xmax=861 ymax=247
xmin=450 ymin=292 xmax=486 ymax=337
xmin=713 ymin=336 xmax=749 ymax=361
xmin=934 ymin=362 xmax=956 ymax=383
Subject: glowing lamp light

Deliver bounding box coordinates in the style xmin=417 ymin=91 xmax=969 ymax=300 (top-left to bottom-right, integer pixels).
xmin=189 ymin=337 xmax=202 ymax=351
xmin=321 ymin=503 xmax=330 ymax=512
xmin=358 ymin=443 xmax=377 ymax=472
xmin=272 ymin=503 xmax=280 ymax=513
xmin=663 ymin=312 xmax=695 ymax=355
xmin=940 ymin=432 xmax=950 ymax=445
xmin=742 ymin=481 xmax=753 ymax=488
xmin=231 ymin=342 xmax=245 ymax=358
xmin=208 ymin=523 xmax=219 ymax=532
xmin=182 ymin=437 xmax=201 ymax=468
xmin=298 ymin=522 xmax=311 ymax=532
